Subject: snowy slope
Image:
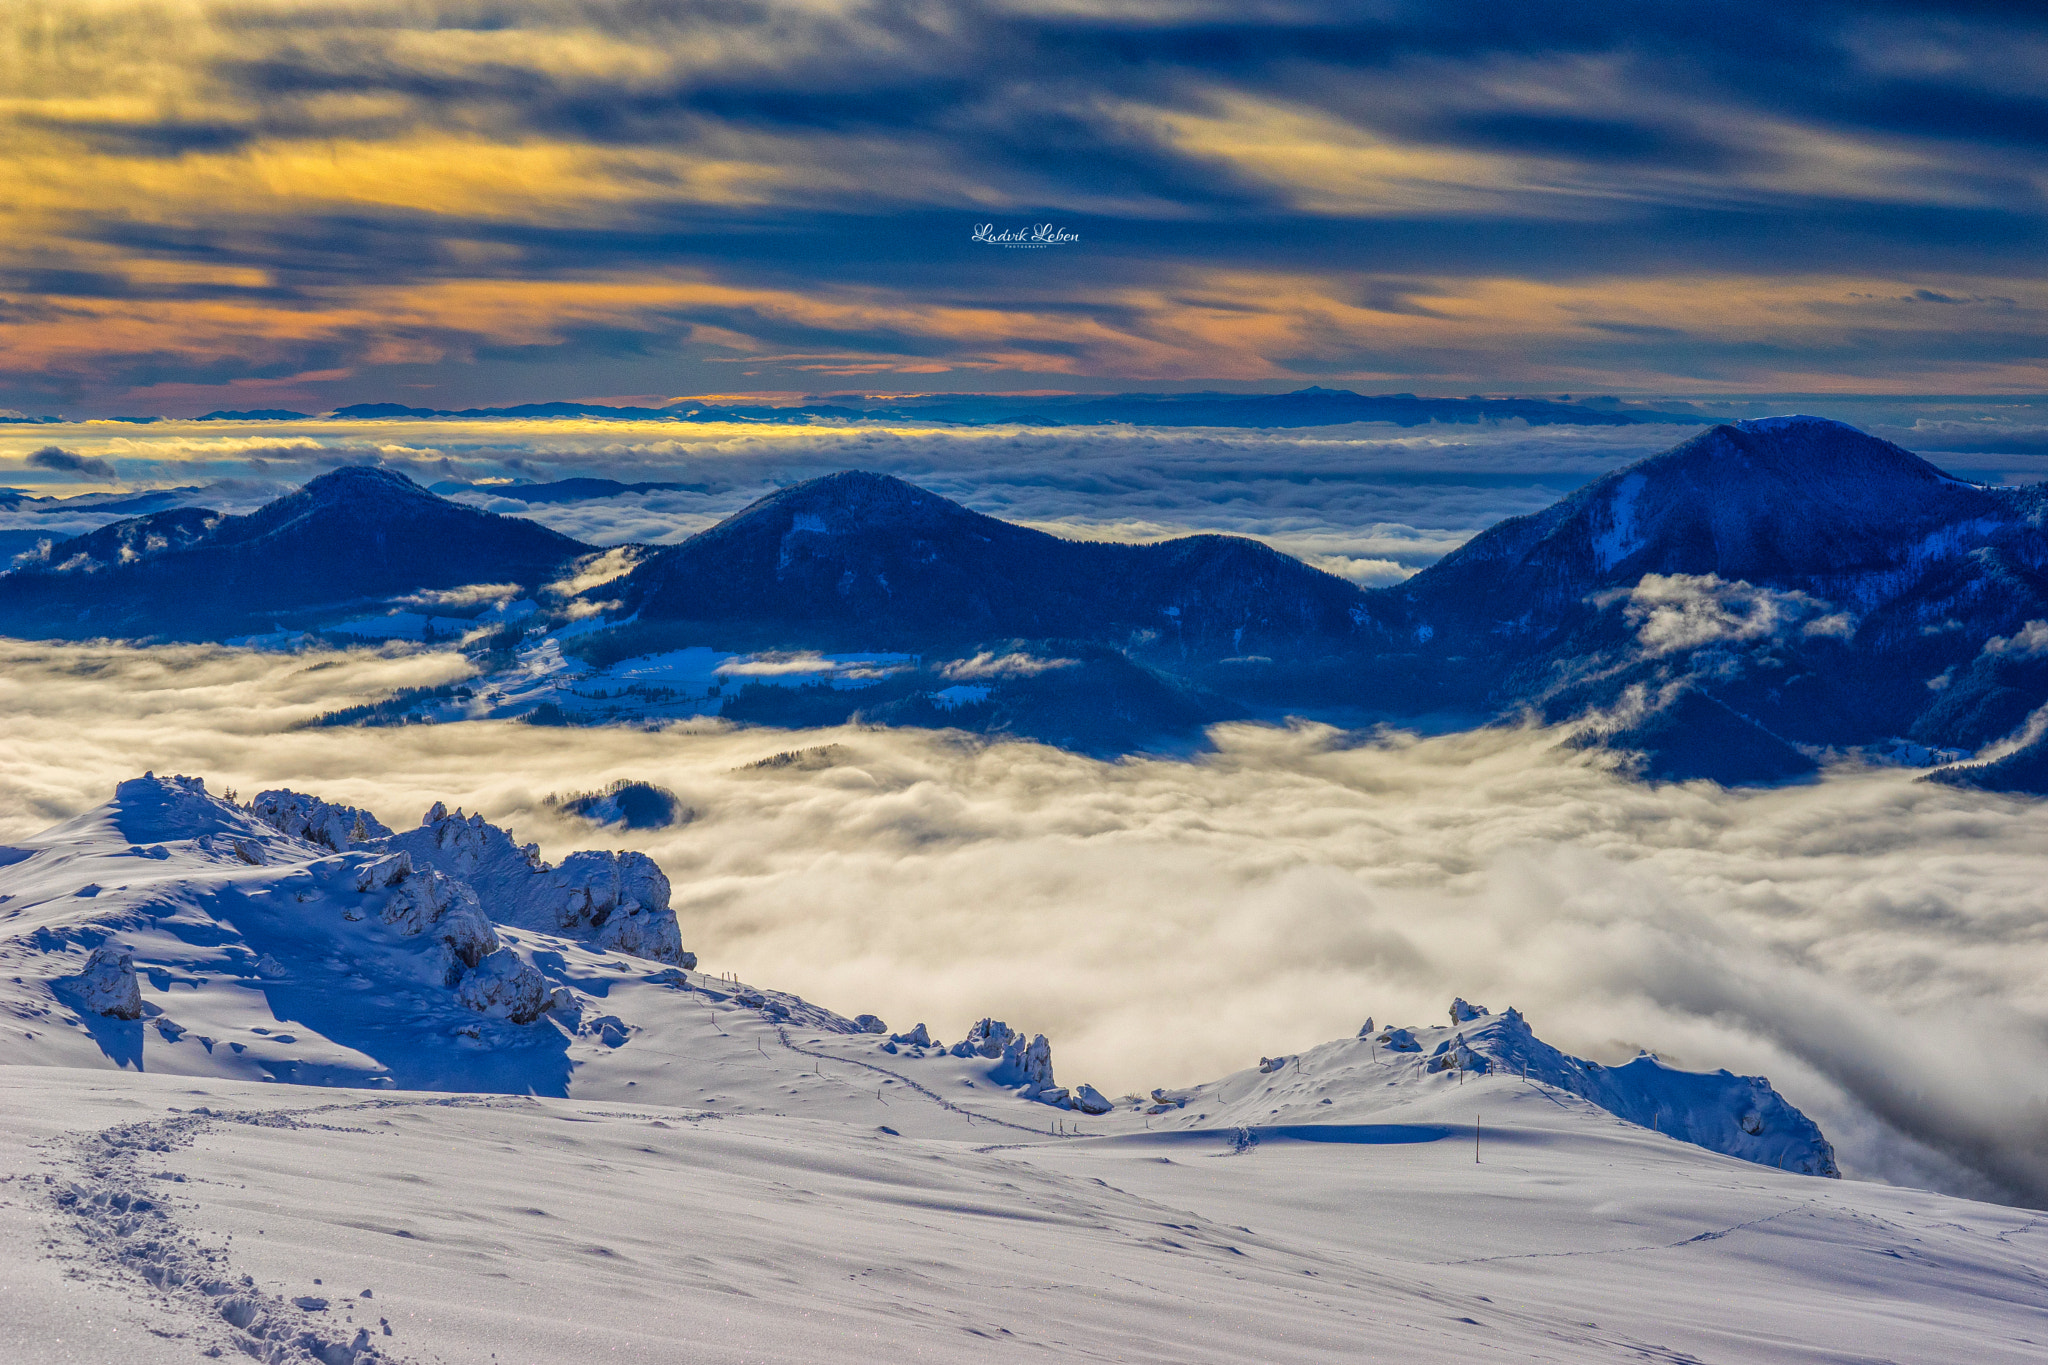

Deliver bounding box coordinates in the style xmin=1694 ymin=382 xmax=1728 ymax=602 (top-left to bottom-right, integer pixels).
xmin=8 ymin=1065 xmax=2048 ymax=1364
xmin=9 ymin=777 xmax=2048 ymax=1363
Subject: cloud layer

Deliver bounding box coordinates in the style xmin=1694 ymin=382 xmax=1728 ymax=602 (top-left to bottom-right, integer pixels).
xmin=2 ymin=637 xmax=2047 ymax=1207
xmin=3 ymin=2 xmax=2045 ymax=411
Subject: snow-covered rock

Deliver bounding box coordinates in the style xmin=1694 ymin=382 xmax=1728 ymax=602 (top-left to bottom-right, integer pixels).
xmin=551 ymin=849 xmax=682 ymax=962
xmin=853 ymin=1014 xmax=888 ymax=1034
xmin=253 ymin=790 xmax=696 ymax=965
xmin=1472 ymin=1006 xmax=1838 ymax=1176
xmin=248 ymin=790 xmax=393 ymax=851
xmin=1449 ymin=997 xmax=1488 ymax=1024
xmin=386 ymin=804 xmax=690 ymax=965
xmin=889 ymin=1023 xmax=931 ymax=1048
xmin=950 ymin=1018 xmax=1014 ymax=1058
xmin=455 ymin=949 xmax=552 ymax=1024
xmin=1070 ymin=1083 xmax=1114 ymax=1115
xmin=949 ymin=1020 xmax=1059 ymax=1099
xmin=373 ymin=862 xmax=499 ymax=971
xmin=75 ymin=945 xmax=142 ymax=1019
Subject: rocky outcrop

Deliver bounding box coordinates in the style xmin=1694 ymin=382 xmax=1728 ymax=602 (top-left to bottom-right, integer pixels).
xmin=349 ymin=849 xmax=499 ymax=973
xmin=256 ymin=790 xmax=695 ymax=966
xmin=75 ymin=945 xmax=143 ymax=1019
xmin=889 ymin=1023 xmax=932 ymax=1048
xmin=389 ymin=805 xmax=690 ymax=965
xmin=455 ymin=949 xmax=552 ymax=1023
xmin=1071 ymin=1083 xmax=1114 ymax=1115
xmin=249 ymin=790 xmax=393 ymax=850
xmin=952 ymin=1018 xmax=1060 ymax=1101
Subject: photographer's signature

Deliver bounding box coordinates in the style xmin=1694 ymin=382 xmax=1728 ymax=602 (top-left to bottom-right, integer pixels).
xmin=972 ymin=223 xmax=1080 ymax=249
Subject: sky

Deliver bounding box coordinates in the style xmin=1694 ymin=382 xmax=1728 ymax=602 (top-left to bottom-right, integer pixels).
xmin=4 ymin=1 xmax=2046 ymax=415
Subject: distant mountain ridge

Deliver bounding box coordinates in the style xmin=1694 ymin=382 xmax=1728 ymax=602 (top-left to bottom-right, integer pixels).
xmin=179 ymin=388 xmax=1702 ymax=430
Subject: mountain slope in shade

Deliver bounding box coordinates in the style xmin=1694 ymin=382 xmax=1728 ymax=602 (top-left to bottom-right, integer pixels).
xmin=1359 ymin=417 xmax=2048 ymax=776
xmin=1926 ymin=728 xmax=2048 ymax=796
xmin=1384 ymin=416 xmax=2008 ymax=645
xmin=609 ymin=470 xmax=1370 ymax=659
xmin=0 ymin=467 xmax=593 ymax=640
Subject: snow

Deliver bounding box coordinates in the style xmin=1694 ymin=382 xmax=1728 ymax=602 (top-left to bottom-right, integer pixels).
xmin=929 ymin=683 xmax=991 ymax=708
xmin=1588 ymin=470 xmax=1644 ymax=570
xmin=9 ymin=1062 xmax=2048 ymax=1363
xmin=4 ymin=777 xmax=2048 ymax=1362
xmin=1735 ymin=414 xmax=1845 ymax=434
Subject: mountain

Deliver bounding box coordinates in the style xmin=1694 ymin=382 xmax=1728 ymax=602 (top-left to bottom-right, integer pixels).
xmin=1356 ymin=416 xmax=2048 ymax=778
xmin=12 ymin=420 xmax=2048 ymax=781
xmin=604 ymin=470 xmax=1369 ymax=661
xmin=0 ymin=485 xmax=205 ymax=515
xmin=0 ymin=467 xmax=593 ymax=640
xmin=1387 ymin=417 xmax=2004 ymax=638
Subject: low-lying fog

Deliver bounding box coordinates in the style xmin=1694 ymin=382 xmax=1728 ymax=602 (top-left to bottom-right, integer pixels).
xmin=3 ymin=639 xmax=2046 ymax=1209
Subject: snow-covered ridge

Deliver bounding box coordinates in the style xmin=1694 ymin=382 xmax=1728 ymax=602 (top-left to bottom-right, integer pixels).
xmin=1 ymin=776 xmax=1836 ymax=1178
xmin=1149 ymin=1000 xmax=1836 ymax=1178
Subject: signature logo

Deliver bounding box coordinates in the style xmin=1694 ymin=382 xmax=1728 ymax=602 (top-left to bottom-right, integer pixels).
xmin=971 ymin=223 xmax=1080 ymax=249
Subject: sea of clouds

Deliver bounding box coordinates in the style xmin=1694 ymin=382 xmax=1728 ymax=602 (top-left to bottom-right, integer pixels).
xmin=2 ymin=638 xmax=2046 ymax=1210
